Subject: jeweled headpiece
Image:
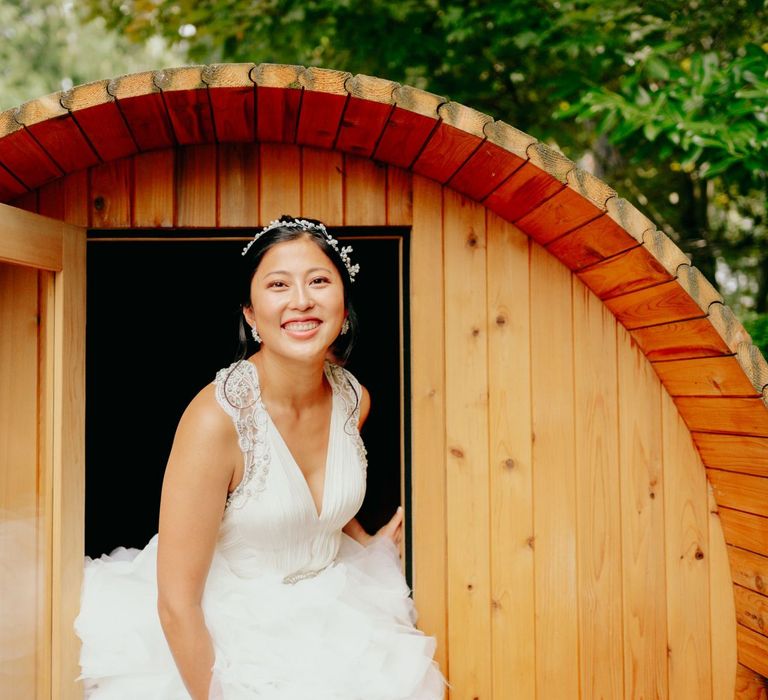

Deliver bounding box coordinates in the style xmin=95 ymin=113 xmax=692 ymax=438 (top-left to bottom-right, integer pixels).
xmin=241 ymin=218 xmax=360 ymax=282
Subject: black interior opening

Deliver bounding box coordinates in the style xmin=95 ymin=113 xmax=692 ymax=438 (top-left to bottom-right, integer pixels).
xmin=85 ymin=228 xmax=411 ymax=577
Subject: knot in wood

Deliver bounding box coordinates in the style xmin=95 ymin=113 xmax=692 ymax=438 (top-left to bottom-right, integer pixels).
xmin=471 ymin=327 xmax=480 ymax=337
xmin=491 ymin=598 xmax=501 ymax=610
xmin=694 ymin=547 xmax=704 ymax=560
xmin=467 ymin=230 xmax=478 ymax=247
xmin=450 ymin=446 xmax=465 ymax=459
xmin=526 ymin=536 xmax=535 ymax=550
xmin=756 ymin=575 xmax=764 ymax=592
xmin=495 ymin=314 xmax=506 ymax=326
xmin=93 ymin=196 xmax=105 ymax=212
xmin=503 ymin=458 xmax=515 ymax=470
xmin=466 ymin=583 xmax=473 ymax=591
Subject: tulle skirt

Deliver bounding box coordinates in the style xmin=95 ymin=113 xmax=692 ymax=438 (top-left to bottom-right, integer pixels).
xmin=74 ymin=533 xmax=447 ymax=699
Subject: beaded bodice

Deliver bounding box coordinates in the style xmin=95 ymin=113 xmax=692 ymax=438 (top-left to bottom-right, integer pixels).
xmin=211 ymin=358 xmax=368 ymax=582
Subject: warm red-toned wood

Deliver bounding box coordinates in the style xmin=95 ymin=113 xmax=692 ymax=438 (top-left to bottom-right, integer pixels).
xmin=448 ymin=142 xmax=524 ymax=203
xmin=728 ymin=545 xmax=768 ymax=595
xmin=133 ymin=150 xmax=174 ymax=227
xmin=654 ymin=356 xmax=761 ymax=397
xmin=89 ymin=159 xmax=131 ymax=228
xmin=412 ymin=123 xmax=484 ymax=184
xmin=576 ymin=245 xmax=672 ymax=300
xmin=294 ymin=68 xmax=349 ymax=150
xmin=343 ymin=156 xmax=386 ymax=226
xmin=721 ymin=508 xmax=768 ymax=556
xmin=155 ymin=69 xmax=216 ymax=146
xmin=695 ymin=433 xmax=768 ymax=476
xmin=605 ymin=280 xmax=706 ymax=330
xmin=709 ymin=470 xmax=768 ymax=517
xmin=203 ymin=64 xmax=256 ymax=143
xmin=386 ymin=167 xmax=412 ymax=226
xmin=0 ymin=163 xmax=27 ymax=200
xmin=256 ymin=86 xmax=302 ymax=144
xmin=218 ymin=143 xmax=259 ymax=227
xmin=69 ymin=102 xmax=138 ymax=162
xmin=631 ymin=317 xmax=732 ymax=361
xmin=300 ymin=148 xmax=342 ymax=226
xmin=259 ymin=143 xmax=300 ymax=221
xmin=335 ymin=98 xmax=392 ymax=158
xmin=738 ymin=624 xmax=768 ymax=678
xmin=0 ymin=112 xmax=62 ymax=189
xmin=484 ymin=161 xmax=566 ymax=223
xmin=8 ymin=190 xmax=37 ymax=213
xmin=176 ymin=144 xmax=217 ymax=227
xmin=674 ymin=397 xmax=768 ymax=437
xmin=547 ymin=215 xmax=639 ymax=271
xmin=516 ymin=186 xmax=604 ymax=245
xmin=114 ymin=94 xmax=175 ymax=151
xmin=374 ymin=109 xmax=438 ymax=169
xmin=736 ymin=662 xmax=768 ymax=699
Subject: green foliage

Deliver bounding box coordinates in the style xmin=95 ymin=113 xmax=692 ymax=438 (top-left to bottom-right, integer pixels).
xmin=0 ymin=0 xmax=185 ymax=111
xmin=744 ymin=314 xmax=768 ymax=360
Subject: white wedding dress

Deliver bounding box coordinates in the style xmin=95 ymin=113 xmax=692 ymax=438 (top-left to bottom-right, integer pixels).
xmin=74 ymin=358 xmax=447 ymax=699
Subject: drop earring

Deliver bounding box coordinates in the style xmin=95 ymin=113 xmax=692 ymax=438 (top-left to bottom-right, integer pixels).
xmin=251 ymin=326 xmax=262 ymax=343
xmin=340 ymin=318 xmax=350 ymax=335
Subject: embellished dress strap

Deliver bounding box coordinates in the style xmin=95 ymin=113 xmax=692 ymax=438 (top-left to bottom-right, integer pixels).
xmin=214 ymin=360 xmax=270 ymax=510
xmin=326 ymin=363 xmax=368 ymax=472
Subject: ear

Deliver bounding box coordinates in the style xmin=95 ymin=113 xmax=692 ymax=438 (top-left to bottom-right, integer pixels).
xmin=242 ymin=304 xmax=255 ymax=327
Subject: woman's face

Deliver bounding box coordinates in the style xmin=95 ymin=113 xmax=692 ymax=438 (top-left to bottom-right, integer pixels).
xmin=244 ymin=235 xmax=347 ymax=360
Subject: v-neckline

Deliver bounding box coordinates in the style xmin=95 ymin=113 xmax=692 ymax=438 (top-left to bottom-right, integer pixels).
xmin=245 ymin=359 xmax=335 ymax=520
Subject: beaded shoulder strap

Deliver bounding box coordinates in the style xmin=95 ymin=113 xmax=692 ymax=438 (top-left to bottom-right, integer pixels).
xmin=327 ymin=363 xmax=368 ymax=473
xmin=214 ymin=360 xmax=270 ymax=510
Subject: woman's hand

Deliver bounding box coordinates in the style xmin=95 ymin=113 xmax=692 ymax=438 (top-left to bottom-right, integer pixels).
xmin=371 ymin=506 xmax=403 ymax=548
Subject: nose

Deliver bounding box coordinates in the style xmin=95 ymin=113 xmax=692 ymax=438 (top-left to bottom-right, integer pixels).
xmin=290 ymin=283 xmax=315 ymax=309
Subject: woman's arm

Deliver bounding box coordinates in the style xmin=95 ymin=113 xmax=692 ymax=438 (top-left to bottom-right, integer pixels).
xmin=342 ymin=384 xmax=372 ymax=544
xmin=156 ymin=383 xmax=237 ymax=700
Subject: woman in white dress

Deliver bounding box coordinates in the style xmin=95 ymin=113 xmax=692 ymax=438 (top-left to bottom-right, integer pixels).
xmin=75 ymin=215 xmax=448 ymax=699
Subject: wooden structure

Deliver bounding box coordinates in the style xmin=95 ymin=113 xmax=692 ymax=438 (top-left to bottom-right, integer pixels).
xmin=1 ymin=63 xmax=767 ymax=699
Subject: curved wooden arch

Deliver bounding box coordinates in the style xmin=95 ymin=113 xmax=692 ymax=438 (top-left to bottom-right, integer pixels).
xmin=2 ymin=63 xmax=768 ymax=690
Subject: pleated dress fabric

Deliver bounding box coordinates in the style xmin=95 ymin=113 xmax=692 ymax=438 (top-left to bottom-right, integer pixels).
xmin=74 ymin=359 xmax=448 ymax=699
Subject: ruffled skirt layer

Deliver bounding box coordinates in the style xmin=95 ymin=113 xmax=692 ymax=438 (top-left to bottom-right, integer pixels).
xmin=74 ymin=534 xmax=447 ymax=699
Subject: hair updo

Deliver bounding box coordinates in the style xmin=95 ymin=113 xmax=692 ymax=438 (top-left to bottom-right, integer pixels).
xmin=233 ymin=214 xmax=359 ymax=365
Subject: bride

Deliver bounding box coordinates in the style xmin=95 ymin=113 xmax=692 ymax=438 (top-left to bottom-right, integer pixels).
xmin=75 ymin=215 xmax=447 ymax=699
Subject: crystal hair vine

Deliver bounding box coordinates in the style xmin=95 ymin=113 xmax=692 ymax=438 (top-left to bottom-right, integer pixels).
xmin=241 ymin=218 xmax=361 ymax=283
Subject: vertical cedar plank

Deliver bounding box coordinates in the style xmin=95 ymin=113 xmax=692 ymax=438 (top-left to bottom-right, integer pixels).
xmin=134 ymin=150 xmax=174 ymax=227
xmin=89 ymin=159 xmax=131 ymax=228
xmin=662 ymin=389 xmax=713 ymax=698
xmin=486 ymin=212 xmax=534 ymax=700
xmin=386 ymin=167 xmax=412 ymax=226
xmin=442 ymin=188 xmax=491 ymax=698
xmin=530 ymin=242 xmax=579 ymax=698
xmin=37 ymin=180 xmax=64 ymax=220
xmin=617 ymin=324 xmax=669 ymax=699
xmin=410 ymin=175 xmax=448 ymax=674
xmin=300 ymin=148 xmax=343 ymax=226
xmin=38 ymin=173 xmax=88 ymax=226
xmin=218 ymin=143 xmax=260 ymax=228
xmin=343 ymin=155 xmax=386 ymax=226
xmin=176 ymin=144 xmax=217 ymax=227
xmin=260 ymin=144 xmax=300 ymax=223
xmin=708 ymin=481 xmax=738 ymax=699
xmin=9 ymin=191 xmax=38 ymax=213
xmin=573 ymin=280 xmax=624 ymax=698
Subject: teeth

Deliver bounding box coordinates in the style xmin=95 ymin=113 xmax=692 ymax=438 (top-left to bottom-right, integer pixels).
xmin=284 ymin=321 xmax=320 ymax=331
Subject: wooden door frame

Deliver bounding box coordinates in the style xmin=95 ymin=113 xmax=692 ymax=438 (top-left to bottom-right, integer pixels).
xmin=0 ymin=203 xmax=86 ymax=700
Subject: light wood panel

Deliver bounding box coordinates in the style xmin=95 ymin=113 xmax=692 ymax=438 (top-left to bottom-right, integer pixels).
xmin=259 ymin=143 xmax=300 ymax=222
xmin=176 ymin=144 xmax=216 ymax=227
xmin=301 ymin=147 xmax=343 ymax=226
xmin=573 ymin=280 xmax=624 ymax=698
xmin=217 ymin=143 xmax=259 ymax=228
xmin=410 ymin=176 xmax=447 ymax=673
xmin=343 ymin=156 xmax=386 ymax=226
xmin=617 ymin=323 xmax=669 ymax=699
xmin=133 ymin=150 xmax=174 ymax=227
xmin=443 ymin=188 xmax=491 ymax=699
xmin=530 ymin=241 xmax=579 ymax=698
xmin=662 ymin=390 xmax=712 ymax=698
xmin=486 ymin=212 xmax=534 ymax=700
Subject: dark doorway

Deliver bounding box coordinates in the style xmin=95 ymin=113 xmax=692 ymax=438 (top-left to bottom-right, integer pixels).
xmin=84 ymin=229 xmax=409 ymax=561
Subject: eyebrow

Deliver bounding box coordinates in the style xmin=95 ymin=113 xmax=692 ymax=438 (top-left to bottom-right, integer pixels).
xmin=264 ymin=267 xmax=333 ymax=278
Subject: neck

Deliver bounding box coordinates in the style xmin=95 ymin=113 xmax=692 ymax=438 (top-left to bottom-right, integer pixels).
xmin=250 ymin=349 xmax=329 ymax=412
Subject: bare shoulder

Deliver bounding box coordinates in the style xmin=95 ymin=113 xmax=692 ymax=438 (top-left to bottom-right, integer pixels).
xmin=358 ymin=382 xmax=371 ymax=430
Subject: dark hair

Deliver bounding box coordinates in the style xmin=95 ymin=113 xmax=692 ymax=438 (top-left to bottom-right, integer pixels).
xmin=233 ymin=215 xmax=359 ymax=365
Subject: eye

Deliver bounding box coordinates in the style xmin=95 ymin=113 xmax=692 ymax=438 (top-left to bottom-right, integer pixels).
xmin=267 ymin=280 xmax=287 ymax=289
xmin=311 ymin=276 xmax=331 ymax=285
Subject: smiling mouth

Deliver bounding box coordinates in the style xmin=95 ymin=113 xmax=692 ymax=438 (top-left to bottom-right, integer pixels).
xmin=282 ymin=320 xmax=321 ymax=331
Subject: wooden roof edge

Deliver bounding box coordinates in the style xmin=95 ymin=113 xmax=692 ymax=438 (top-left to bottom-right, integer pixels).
xmin=675 ymin=263 xmax=725 ymax=313
xmin=201 ymin=63 xmax=256 ymax=89
xmin=437 ymin=101 xmax=493 ymax=138
xmin=14 ymin=91 xmax=68 ymax=127
xmin=0 ymin=108 xmax=23 ymax=138
xmin=60 ymin=79 xmax=114 ymax=112
xmin=734 ymin=341 xmax=768 ymax=394
xmin=345 ymin=73 xmax=400 ymax=104
xmin=107 ymin=70 xmax=162 ymax=100
xmin=392 ymin=85 xmax=447 ymax=118
xmin=483 ymin=120 xmax=536 ymax=161
xmin=153 ymin=65 xmax=207 ymax=92
xmin=605 ymin=197 xmax=655 ymax=244
xmin=298 ymin=66 xmax=351 ymax=95
xmin=525 ymin=142 xmax=574 ymax=183
xmin=250 ymin=63 xmax=305 ymax=89
xmin=566 ymin=168 xmax=617 ymax=211
xmin=642 ymin=228 xmax=691 ymax=275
